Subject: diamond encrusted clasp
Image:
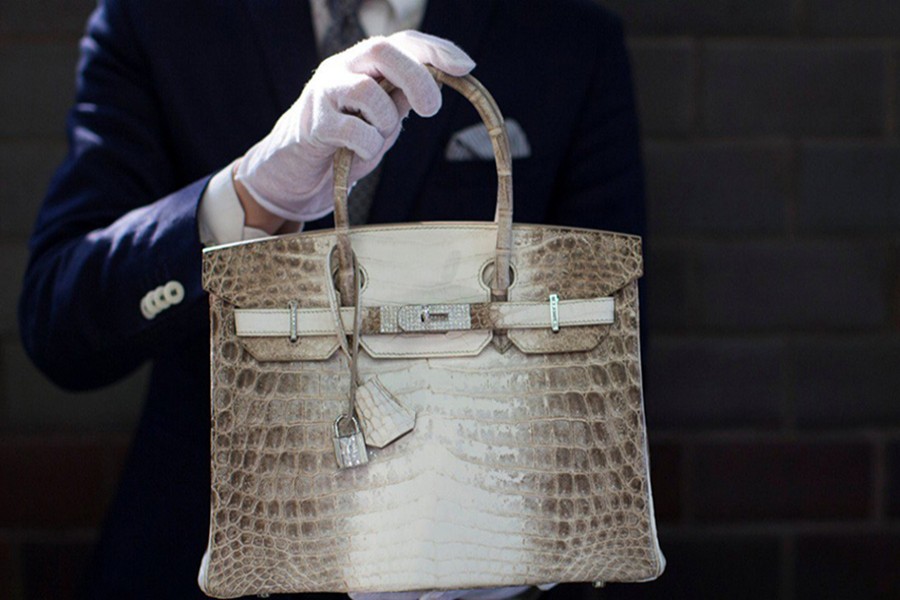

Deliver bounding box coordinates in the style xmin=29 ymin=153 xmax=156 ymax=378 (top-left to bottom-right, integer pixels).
xmin=395 ymin=303 xmax=471 ymax=333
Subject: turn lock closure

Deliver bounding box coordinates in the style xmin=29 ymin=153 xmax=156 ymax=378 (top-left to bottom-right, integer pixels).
xmin=396 ymin=304 xmax=472 ymax=333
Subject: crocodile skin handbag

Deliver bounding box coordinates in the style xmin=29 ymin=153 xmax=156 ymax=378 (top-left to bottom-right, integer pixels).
xmin=198 ymin=69 xmax=665 ymax=598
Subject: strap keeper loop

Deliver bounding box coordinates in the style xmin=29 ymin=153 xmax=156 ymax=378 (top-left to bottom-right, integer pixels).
xmin=288 ymin=300 xmax=299 ymax=343
xmin=549 ymin=293 xmax=560 ymax=333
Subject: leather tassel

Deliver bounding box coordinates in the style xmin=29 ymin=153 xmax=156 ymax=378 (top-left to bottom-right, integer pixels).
xmin=355 ymin=375 xmax=416 ymax=448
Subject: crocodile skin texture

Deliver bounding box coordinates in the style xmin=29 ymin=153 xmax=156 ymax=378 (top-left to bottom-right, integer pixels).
xmin=200 ymin=224 xmax=663 ymax=598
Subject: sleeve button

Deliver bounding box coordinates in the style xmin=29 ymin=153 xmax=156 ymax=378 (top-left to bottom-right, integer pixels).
xmin=141 ymin=293 xmax=157 ymax=319
xmin=164 ymin=281 xmax=185 ymax=305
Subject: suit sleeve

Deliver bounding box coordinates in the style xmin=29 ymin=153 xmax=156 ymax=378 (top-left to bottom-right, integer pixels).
xmin=548 ymin=15 xmax=645 ymax=238
xmin=18 ymin=0 xmax=211 ymax=391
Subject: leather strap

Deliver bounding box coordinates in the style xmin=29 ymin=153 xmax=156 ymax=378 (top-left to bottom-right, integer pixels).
xmin=333 ymin=68 xmax=513 ymax=305
xmin=234 ymin=297 xmax=614 ymax=338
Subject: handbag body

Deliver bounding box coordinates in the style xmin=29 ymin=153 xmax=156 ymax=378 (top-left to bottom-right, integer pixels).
xmin=199 ymin=70 xmax=664 ymax=598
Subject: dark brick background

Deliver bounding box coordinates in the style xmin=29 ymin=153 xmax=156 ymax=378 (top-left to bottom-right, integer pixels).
xmin=1 ymin=1 xmax=898 ymax=599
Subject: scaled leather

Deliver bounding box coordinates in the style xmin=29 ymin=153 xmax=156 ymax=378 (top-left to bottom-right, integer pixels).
xmin=201 ymin=225 xmax=663 ymax=596
xmin=18 ymin=1 xmax=646 ymax=598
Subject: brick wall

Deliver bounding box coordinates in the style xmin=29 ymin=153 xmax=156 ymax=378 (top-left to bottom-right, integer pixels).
xmin=0 ymin=1 xmax=898 ymax=598
xmin=608 ymin=1 xmax=900 ymax=598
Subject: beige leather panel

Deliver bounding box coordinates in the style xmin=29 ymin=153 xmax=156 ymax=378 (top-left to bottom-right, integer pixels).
xmin=202 ymin=224 xmax=641 ymax=308
xmin=350 ymin=224 xmax=495 ymax=305
xmin=360 ymin=330 xmax=492 ymax=358
xmin=238 ymin=336 xmax=341 ymax=362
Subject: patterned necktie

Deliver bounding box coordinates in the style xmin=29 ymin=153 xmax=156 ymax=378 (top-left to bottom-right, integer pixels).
xmin=321 ymin=0 xmax=365 ymax=57
xmin=321 ymin=0 xmax=381 ymax=225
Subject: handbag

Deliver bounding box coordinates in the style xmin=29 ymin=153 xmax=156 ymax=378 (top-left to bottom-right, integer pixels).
xmin=198 ymin=68 xmax=665 ymax=598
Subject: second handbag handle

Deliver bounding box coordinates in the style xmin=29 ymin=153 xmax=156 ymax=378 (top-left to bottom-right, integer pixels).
xmin=332 ymin=66 xmax=514 ymax=306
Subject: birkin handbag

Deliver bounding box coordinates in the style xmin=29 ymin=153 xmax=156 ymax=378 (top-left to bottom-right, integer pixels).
xmin=198 ymin=68 xmax=665 ymax=598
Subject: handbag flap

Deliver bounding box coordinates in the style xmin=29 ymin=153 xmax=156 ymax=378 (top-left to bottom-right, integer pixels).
xmin=505 ymin=227 xmax=642 ymax=355
xmin=202 ymin=224 xmax=642 ymax=360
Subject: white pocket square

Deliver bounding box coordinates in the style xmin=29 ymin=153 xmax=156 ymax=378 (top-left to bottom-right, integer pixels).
xmin=444 ymin=119 xmax=531 ymax=161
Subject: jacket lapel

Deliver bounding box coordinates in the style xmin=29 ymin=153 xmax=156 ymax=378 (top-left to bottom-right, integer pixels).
xmin=369 ymin=0 xmax=499 ymax=223
xmin=244 ymin=0 xmax=320 ymax=111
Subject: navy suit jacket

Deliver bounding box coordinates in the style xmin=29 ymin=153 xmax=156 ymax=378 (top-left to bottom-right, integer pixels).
xmin=19 ymin=1 xmax=644 ymax=598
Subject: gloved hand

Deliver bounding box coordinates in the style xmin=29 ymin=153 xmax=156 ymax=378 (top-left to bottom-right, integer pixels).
xmin=234 ymin=30 xmax=476 ymax=223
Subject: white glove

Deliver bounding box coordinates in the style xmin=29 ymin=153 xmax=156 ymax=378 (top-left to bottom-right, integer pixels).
xmin=234 ymin=30 xmax=476 ymax=222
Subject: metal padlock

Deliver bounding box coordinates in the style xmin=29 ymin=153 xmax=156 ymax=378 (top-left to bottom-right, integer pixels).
xmin=333 ymin=414 xmax=369 ymax=469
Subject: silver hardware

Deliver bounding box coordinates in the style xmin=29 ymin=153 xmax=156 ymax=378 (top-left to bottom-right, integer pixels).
xmin=593 ymin=581 xmax=605 ymax=588
xmin=396 ymin=303 xmax=471 ymax=333
xmin=333 ymin=414 xmax=368 ymax=469
xmin=549 ymin=293 xmax=560 ymax=333
xmin=288 ymin=300 xmax=299 ymax=343
xmin=378 ymin=305 xmax=400 ymax=333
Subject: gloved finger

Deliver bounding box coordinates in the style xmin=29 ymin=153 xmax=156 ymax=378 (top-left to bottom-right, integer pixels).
xmin=389 ymin=87 xmax=412 ymax=119
xmin=387 ymin=30 xmax=476 ymax=76
xmin=347 ymin=88 xmax=410 ymax=182
xmin=312 ymin=110 xmax=385 ymax=161
xmin=345 ymin=37 xmax=443 ymax=117
xmin=332 ymin=73 xmax=402 ymax=136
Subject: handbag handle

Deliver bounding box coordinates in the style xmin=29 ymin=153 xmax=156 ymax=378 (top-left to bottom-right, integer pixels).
xmin=332 ymin=66 xmax=513 ymax=306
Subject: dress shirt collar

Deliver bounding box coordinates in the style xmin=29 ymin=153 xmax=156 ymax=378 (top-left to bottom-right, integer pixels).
xmin=310 ymin=0 xmax=426 ymax=44
xmin=385 ymin=0 xmax=424 ymax=23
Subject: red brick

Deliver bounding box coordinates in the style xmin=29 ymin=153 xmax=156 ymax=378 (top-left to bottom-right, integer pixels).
xmin=646 ymin=141 xmax=791 ymax=237
xmin=0 ymin=436 xmax=127 ymax=528
xmin=692 ymin=242 xmax=890 ymax=332
xmin=21 ymin=542 xmax=92 ymax=600
xmin=0 ymin=540 xmax=22 ymax=599
xmin=691 ymin=441 xmax=872 ymax=521
xmin=0 ymin=44 xmax=81 ymax=138
xmin=0 ymin=0 xmax=94 ymax=36
xmin=796 ymin=535 xmax=900 ymax=599
xmin=603 ymin=0 xmax=794 ymax=35
xmin=645 ymin=337 xmax=785 ymax=429
xmin=889 ymin=442 xmax=900 ymax=518
xmin=809 ymin=0 xmax=900 ymax=36
xmin=628 ymin=41 xmax=696 ymax=137
xmin=0 ymin=142 xmax=68 ymax=238
xmin=0 ymin=246 xmax=29 ymax=336
xmin=602 ymin=535 xmax=781 ymax=600
xmin=798 ymin=142 xmax=900 ymax=235
xmin=702 ymin=42 xmax=887 ymax=137
xmin=894 ymin=47 xmax=900 ymax=139
xmin=792 ymin=337 xmax=900 ymax=427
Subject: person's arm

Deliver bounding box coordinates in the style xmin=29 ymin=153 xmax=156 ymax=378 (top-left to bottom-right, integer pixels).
xmin=18 ymin=0 xmax=211 ymax=391
xmin=19 ymin=0 xmax=476 ymax=392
